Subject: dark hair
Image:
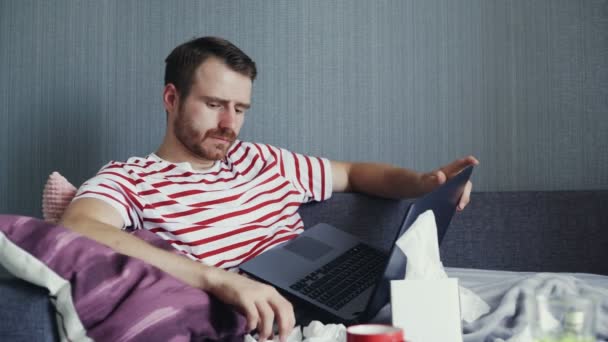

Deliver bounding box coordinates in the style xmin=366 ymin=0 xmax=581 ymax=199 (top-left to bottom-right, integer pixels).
xmin=164 ymin=36 xmax=257 ymax=102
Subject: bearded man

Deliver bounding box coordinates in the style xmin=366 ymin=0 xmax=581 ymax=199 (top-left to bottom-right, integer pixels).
xmin=61 ymin=36 xmax=478 ymax=342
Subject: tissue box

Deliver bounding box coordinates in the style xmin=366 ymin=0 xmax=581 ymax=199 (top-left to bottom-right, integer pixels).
xmin=391 ymin=278 xmax=463 ymax=342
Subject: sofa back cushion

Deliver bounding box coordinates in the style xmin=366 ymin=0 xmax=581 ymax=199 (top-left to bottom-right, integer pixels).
xmin=298 ymin=191 xmax=608 ymax=275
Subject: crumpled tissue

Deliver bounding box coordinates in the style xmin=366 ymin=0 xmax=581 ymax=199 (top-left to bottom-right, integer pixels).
xmin=244 ymin=320 xmax=346 ymax=342
xmin=395 ymin=209 xmax=490 ymax=323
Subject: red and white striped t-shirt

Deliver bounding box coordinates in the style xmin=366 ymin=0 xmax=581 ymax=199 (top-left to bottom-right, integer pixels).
xmin=74 ymin=140 xmax=332 ymax=269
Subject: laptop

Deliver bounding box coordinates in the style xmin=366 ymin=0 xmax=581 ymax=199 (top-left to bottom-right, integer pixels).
xmin=240 ymin=165 xmax=474 ymax=324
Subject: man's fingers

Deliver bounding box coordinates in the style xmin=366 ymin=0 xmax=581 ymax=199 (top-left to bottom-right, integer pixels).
xmin=420 ymin=170 xmax=446 ymax=193
xmin=256 ymin=301 xmax=274 ymax=341
xmin=440 ymin=155 xmax=478 ymax=178
xmin=269 ymin=296 xmax=295 ymax=342
xmin=434 ymin=170 xmax=447 ymax=185
xmin=243 ymin=302 xmax=259 ymax=332
xmin=458 ymin=181 xmax=473 ymax=210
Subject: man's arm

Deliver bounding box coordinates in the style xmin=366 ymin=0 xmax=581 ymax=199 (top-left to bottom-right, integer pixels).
xmin=331 ymin=156 xmax=478 ymax=209
xmin=60 ymin=198 xmax=294 ymax=342
xmin=60 ymin=198 xmax=218 ymax=287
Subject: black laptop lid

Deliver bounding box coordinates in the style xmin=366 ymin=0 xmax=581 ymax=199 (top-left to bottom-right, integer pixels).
xmin=360 ymin=165 xmax=474 ymax=321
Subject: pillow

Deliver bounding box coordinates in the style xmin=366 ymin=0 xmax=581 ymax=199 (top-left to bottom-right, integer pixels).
xmin=42 ymin=172 xmax=77 ymax=224
xmin=0 ymin=215 xmax=247 ymax=341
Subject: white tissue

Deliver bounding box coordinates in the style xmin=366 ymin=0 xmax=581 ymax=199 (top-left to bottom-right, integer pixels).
xmin=303 ymin=321 xmax=346 ymax=341
xmin=244 ymin=320 xmax=346 ymax=342
xmin=395 ymin=210 xmax=490 ymax=323
xmin=244 ymin=327 xmax=301 ymax=342
xmin=459 ymin=286 xmax=491 ymax=323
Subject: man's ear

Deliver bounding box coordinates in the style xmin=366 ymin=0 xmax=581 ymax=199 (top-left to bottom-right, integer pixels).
xmin=163 ymin=84 xmax=179 ymax=115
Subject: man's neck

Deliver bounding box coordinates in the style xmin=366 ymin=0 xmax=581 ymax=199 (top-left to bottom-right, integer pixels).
xmin=155 ymin=135 xmax=217 ymax=171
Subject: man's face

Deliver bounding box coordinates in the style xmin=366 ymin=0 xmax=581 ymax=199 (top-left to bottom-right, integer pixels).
xmin=172 ymin=57 xmax=252 ymax=162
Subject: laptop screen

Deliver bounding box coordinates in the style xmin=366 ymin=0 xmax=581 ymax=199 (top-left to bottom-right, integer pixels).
xmin=361 ymin=165 xmax=474 ymax=321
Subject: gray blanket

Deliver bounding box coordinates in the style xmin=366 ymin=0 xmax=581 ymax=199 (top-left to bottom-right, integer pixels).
xmin=462 ymin=273 xmax=607 ymax=342
xmin=371 ymin=268 xmax=608 ymax=342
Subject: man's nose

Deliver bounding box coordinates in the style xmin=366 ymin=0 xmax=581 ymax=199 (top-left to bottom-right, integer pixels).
xmin=219 ymin=106 xmax=237 ymax=129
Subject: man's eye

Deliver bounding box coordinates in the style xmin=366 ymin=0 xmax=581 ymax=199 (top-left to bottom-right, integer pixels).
xmin=207 ymin=102 xmax=220 ymax=108
xmin=236 ymin=108 xmax=245 ymax=114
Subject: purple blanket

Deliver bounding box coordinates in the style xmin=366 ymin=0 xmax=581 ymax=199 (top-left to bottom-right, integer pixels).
xmin=0 ymin=215 xmax=248 ymax=341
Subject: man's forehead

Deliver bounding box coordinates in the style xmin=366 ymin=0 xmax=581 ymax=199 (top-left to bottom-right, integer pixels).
xmin=194 ymin=57 xmax=251 ymax=83
xmin=192 ymin=58 xmax=252 ymax=103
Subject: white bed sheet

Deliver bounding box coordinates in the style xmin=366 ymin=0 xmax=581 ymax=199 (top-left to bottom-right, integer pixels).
xmin=368 ymin=267 xmax=608 ymax=342
xmin=447 ymin=266 xmax=608 ymax=306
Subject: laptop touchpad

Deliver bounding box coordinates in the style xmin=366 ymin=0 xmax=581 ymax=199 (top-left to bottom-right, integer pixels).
xmin=284 ymin=236 xmax=333 ymax=261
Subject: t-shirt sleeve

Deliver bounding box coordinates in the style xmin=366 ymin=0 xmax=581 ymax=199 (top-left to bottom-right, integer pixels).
xmin=73 ymin=163 xmax=143 ymax=230
xmin=261 ymin=144 xmax=332 ymax=203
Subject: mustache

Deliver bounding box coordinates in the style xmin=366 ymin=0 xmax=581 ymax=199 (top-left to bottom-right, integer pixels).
xmin=204 ymin=128 xmax=237 ymax=141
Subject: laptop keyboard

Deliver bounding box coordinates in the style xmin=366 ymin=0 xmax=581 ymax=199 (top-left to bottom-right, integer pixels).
xmin=289 ymin=243 xmax=386 ymax=311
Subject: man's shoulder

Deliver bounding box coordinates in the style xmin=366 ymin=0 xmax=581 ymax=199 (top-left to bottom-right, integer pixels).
xmin=93 ymin=155 xmax=160 ymax=177
xmin=231 ymin=140 xmax=289 ymax=157
xmin=230 ymin=141 xmax=293 ymax=167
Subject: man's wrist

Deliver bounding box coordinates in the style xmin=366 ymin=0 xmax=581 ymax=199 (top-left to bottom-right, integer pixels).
xmin=412 ymin=171 xmax=426 ymax=197
xmin=195 ymin=263 xmax=223 ymax=291
xmin=394 ymin=168 xmax=425 ymax=198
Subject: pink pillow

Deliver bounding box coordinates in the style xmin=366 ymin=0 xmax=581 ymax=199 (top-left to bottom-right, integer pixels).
xmin=42 ymin=172 xmax=77 ymax=224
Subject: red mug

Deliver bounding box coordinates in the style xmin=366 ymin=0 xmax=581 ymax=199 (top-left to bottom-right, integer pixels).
xmin=346 ymin=324 xmax=405 ymax=342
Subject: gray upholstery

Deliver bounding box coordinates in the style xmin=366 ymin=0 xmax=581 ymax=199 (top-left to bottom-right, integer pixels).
xmin=0 ymin=279 xmax=59 ymax=342
xmin=443 ymin=191 xmax=608 ymax=274
xmin=1 ymin=190 xmax=607 ymax=340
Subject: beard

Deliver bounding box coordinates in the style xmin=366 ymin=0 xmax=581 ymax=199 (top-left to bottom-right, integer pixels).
xmin=174 ymin=107 xmax=237 ymax=161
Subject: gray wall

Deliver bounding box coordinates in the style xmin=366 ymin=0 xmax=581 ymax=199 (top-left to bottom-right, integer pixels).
xmin=1 ymin=0 xmax=607 ymax=218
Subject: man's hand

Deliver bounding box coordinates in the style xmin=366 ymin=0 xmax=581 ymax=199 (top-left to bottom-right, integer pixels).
xmin=418 ymin=155 xmax=479 ymax=210
xmin=205 ymin=269 xmax=295 ymax=342
xmin=331 ymin=155 xmax=479 ymax=207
